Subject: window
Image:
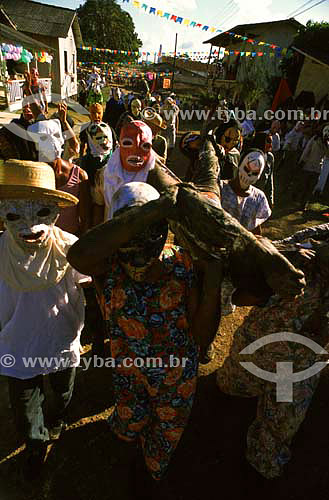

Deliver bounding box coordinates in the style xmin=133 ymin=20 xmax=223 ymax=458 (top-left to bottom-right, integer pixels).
xmin=64 ymin=50 xmax=68 ymax=73
xmin=72 ymin=53 xmax=75 ymax=74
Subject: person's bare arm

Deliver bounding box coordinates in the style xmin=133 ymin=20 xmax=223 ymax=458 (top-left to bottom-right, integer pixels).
xmin=67 ymin=187 xmax=178 ymax=276
xmin=78 ymin=168 xmax=92 ymax=234
xmin=80 ymin=142 xmax=88 ymax=157
xmin=188 ymin=260 xmax=223 ymax=357
xmin=42 ymin=88 xmax=48 ymax=115
xmin=58 ymin=102 xmax=80 ymax=156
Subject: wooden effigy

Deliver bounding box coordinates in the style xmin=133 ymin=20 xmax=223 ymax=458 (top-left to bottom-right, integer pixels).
xmin=147 ymin=137 xmax=306 ymax=298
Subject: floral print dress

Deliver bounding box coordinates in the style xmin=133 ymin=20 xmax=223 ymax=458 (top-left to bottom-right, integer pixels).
xmin=216 ymin=276 xmax=329 ymax=479
xmin=98 ymin=245 xmax=198 ymax=480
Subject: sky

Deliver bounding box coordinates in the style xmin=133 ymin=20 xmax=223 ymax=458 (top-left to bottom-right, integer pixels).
xmin=37 ymin=0 xmax=329 ymax=55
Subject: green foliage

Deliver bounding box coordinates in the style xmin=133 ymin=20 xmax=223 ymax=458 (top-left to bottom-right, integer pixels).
xmin=198 ymin=89 xmax=218 ymax=107
xmin=293 ymin=20 xmax=329 ymax=52
xmin=77 ymin=0 xmax=142 ymax=63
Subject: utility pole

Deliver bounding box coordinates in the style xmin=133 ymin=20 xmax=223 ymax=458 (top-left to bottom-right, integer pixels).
xmin=171 ymin=33 xmax=178 ymax=91
xmin=206 ymin=44 xmax=213 ymax=87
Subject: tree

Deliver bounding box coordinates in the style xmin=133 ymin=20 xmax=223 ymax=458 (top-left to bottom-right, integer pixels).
xmin=77 ymin=0 xmax=142 ymax=63
xmin=293 ymin=20 xmax=329 ymax=54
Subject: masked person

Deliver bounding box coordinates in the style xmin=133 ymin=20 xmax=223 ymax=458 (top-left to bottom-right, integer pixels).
xmin=28 ymin=112 xmax=91 ymax=235
xmin=0 ymin=160 xmax=90 ymax=479
xmin=80 ymin=104 xmax=116 ymax=187
xmin=251 ymin=131 xmax=275 ymax=208
xmin=219 ymin=149 xmax=271 ymax=316
xmin=67 ymin=182 xmax=222 ymax=499
xmin=216 ymin=227 xmax=329 ymax=479
xmin=181 ymin=119 xmax=242 ymax=184
xmin=95 ymin=121 xmax=155 ymax=221
xmin=142 ymin=108 xmax=168 ymax=164
xmin=219 ymin=149 xmax=271 ymax=235
xmin=116 ymin=98 xmax=143 ymax=137
xmin=103 ymin=88 xmax=125 ymax=130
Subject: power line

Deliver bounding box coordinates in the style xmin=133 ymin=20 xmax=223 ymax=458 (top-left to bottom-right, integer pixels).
xmin=287 ymin=0 xmax=317 ymax=17
xmin=219 ymin=7 xmax=240 ymax=28
xmin=291 ymin=0 xmax=328 ymax=17
xmin=212 ymin=1 xmax=235 ymax=27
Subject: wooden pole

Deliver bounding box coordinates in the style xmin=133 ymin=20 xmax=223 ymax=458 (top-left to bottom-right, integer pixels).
xmin=206 ymin=44 xmax=213 ymax=86
xmin=171 ymin=33 xmax=178 ymax=91
xmin=212 ymin=47 xmax=221 ymax=92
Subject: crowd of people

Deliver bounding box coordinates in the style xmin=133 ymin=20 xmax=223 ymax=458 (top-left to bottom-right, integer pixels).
xmin=1 ymin=68 xmax=329 ymax=499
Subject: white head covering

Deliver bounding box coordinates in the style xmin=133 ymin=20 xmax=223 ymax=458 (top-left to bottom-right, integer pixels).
xmin=112 ymin=182 xmax=160 ymax=216
xmin=103 ymin=148 xmax=156 ymax=220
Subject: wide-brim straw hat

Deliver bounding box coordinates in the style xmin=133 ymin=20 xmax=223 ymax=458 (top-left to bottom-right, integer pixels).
xmin=0 ymin=160 xmax=78 ymax=207
xmin=142 ymin=108 xmax=167 ymax=130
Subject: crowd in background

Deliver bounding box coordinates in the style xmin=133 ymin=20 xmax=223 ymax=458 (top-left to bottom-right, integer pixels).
xmin=0 ymin=67 xmax=329 ymax=496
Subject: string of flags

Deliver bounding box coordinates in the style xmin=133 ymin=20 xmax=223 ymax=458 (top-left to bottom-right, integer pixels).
xmin=222 ymin=46 xmax=287 ymax=57
xmin=79 ymin=45 xmax=218 ymax=57
xmin=121 ymin=0 xmax=286 ymax=50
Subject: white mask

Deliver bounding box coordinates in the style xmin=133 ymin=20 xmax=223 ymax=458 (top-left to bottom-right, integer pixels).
xmin=0 ymin=200 xmax=59 ymax=251
xmin=87 ymin=122 xmax=113 ymax=159
xmin=238 ymin=151 xmax=265 ymax=190
xmin=28 ymin=119 xmax=64 ymax=162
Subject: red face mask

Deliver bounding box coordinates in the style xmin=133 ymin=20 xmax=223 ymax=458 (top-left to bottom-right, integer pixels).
xmin=120 ymin=121 xmax=152 ymax=172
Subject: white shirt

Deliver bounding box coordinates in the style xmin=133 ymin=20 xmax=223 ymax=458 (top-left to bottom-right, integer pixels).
xmin=0 ymin=267 xmax=89 ymax=379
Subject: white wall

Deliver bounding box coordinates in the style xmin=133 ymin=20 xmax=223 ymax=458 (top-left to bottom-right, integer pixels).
xmin=58 ymin=25 xmax=77 ymax=99
xmin=295 ymin=57 xmax=329 ymax=105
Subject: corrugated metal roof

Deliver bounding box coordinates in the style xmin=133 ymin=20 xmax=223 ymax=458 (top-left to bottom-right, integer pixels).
xmin=0 ymin=0 xmax=80 ymax=39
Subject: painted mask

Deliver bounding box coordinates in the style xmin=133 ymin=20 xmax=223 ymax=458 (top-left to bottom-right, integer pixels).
xmin=220 ymin=127 xmax=241 ymax=153
xmin=238 ymin=151 xmax=265 ymax=190
xmin=0 ymin=200 xmax=59 ymax=251
xmin=88 ymin=122 xmax=113 ymax=156
xmin=118 ymin=221 xmax=168 ymax=281
xmin=131 ymin=99 xmax=142 ymax=117
xmin=323 ymin=125 xmax=329 ymax=148
xmin=28 ymin=119 xmax=64 ymax=163
xmin=120 ymin=121 xmax=152 ymax=172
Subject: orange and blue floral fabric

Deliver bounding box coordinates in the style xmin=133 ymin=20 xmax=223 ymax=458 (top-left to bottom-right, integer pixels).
xmin=100 ymin=244 xmax=199 ymax=479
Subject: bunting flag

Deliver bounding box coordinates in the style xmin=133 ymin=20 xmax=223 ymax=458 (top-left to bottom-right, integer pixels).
xmin=120 ymin=1 xmax=287 ymax=50
xmin=78 ymin=44 xmax=286 ymax=62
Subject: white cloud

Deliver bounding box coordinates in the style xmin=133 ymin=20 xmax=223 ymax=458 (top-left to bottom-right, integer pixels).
xmin=231 ymin=0 xmax=276 ymax=24
xmin=155 ymin=0 xmax=198 ymax=13
xmin=181 ymin=41 xmax=194 ymax=49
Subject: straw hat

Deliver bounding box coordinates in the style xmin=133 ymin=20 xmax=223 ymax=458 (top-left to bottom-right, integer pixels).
xmin=0 ymin=160 xmax=78 ymax=207
xmin=142 ymin=108 xmax=167 ymax=130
